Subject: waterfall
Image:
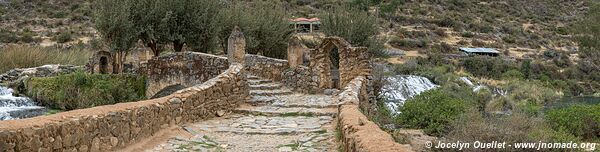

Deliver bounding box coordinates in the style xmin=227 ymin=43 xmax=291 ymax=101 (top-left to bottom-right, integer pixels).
xmin=459 ymin=77 xmax=507 ymax=96
xmin=0 ymin=86 xmax=46 ymax=120
xmin=380 ymin=75 xmax=439 ymax=114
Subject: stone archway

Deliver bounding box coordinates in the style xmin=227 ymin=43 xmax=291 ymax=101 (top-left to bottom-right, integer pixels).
xmin=99 ymin=56 xmax=108 ymax=74
xmin=86 ymin=51 xmax=114 ymax=74
xmin=308 ymin=37 xmax=371 ymax=91
xmin=310 ymin=37 xmax=351 ymax=89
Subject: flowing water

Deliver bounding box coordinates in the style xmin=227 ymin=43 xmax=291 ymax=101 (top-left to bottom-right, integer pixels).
xmin=379 ymin=75 xmax=438 ymax=114
xmin=0 ymin=86 xmax=46 ymax=120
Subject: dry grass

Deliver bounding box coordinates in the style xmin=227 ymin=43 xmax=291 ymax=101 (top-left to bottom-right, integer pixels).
xmin=0 ymin=45 xmax=91 ymax=72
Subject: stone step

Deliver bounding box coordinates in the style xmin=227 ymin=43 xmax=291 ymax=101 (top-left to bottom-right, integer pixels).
xmin=234 ymin=105 xmax=337 ymax=117
xmin=247 ymin=79 xmax=272 ymax=85
xmin=246 ymin=75 xmax=261 ymax=80
xmin=250 ymin=89 xmax=293 ymax=96
xmin=271 ymin=102 xmax=338 ymax=109
xmin=249 ymin=95 xmax=280 ymax=104
xmin=249 ymin=83 xmax=283 ymax=90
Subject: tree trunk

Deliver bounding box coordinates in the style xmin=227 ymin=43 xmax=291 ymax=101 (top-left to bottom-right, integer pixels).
xmin=112 ymin=51 xmax=128 ymax=74
xmin=147 ymin=42 xmax=160 ymax=57
xmin=174 ymin=41 xmax=184 ymax=52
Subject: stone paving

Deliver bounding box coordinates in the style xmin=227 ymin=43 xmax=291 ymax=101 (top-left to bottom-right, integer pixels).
xmin=148 ymin=75 xmax=339 ymax=152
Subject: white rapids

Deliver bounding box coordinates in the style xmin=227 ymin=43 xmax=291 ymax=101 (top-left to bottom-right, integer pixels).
xmin=0 ymin=86 xmax=46 ymax=120
xmin=379 ymin=75 xmax=438 ymax=114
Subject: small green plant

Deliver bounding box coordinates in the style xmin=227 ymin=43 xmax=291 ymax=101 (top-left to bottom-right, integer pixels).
xmin=281 ymin=112 xmax=314 ymax=117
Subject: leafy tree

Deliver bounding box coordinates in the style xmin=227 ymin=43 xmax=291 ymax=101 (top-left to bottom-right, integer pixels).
xmin=319 ymin=6 xmax=385 ymax=58
xmin=94 ymin=0 xmax=137 ymax=73
xmin=130 ymin=0 xmax=166 ymax=56
xmin=157 ymin=0 xmax=222 ymax=52
xmin=218 ymin=1 xmax=292 ymax=58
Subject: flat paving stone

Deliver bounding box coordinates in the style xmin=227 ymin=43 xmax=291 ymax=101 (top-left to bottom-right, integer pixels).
xmin=146 ymin=76 xmax=339 ymax=152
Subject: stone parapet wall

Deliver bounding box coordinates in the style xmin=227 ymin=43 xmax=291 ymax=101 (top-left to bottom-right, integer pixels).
xmin=0 ymin=64 xmax=248 ymax=152
xmin=281 ymin=65 xmax=319 ymax=94
xmin=337 ymin=76 xmax=413 ymax=152
xmin=244 ymin=54 xmax=288 ymax=81
xmin=145 ymin=52 xmax=229 ymax=98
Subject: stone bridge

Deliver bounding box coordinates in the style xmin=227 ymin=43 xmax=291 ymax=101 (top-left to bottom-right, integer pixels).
xmin=0 ymin=28 xmax=413 ymax=152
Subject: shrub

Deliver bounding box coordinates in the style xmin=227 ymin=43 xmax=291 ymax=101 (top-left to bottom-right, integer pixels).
xmin=461 ymin=31 xmax=474 ymax=38
xmin=501 ymin=69 xmax=524 ymax=80
xmin=546 ymin=104 xmax=600 ymax=140
xmin=54 ymin=31 xmax=73 ymax=43
xmin=0 ymin=29 xmax=18 ymax=43
xmin=504 ymin=80 xmax=560 ymax=105
xmin=502 ymin=36 xmax=516 ymax=43
xmin=461 ymin=56 xmax=518 ymax=79
xmin=0 ymin=46 xmax=91 ymax=73
xmin=26 ymin=72 xmax=147 ymax=110
xmin=447 ymin=111 xmax=581 ymax=149
xmin=397 ymin=89 xmax=468 ymax=136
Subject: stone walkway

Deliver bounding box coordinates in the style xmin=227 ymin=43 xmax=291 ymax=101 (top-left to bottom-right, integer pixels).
xmin=147 ymin=75 xmax=339 ymax=152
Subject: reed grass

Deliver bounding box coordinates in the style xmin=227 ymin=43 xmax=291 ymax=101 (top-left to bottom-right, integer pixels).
xmin=0 ymin=45 xmax=91 ymax=73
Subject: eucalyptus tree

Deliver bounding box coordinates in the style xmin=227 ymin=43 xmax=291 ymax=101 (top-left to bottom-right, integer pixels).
xmin=94 ymin=0 xmax=137 ymax=73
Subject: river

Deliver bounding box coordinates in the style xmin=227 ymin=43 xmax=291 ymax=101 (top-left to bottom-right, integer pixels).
xmin=0 ymin=86 xmax=47 ymax=120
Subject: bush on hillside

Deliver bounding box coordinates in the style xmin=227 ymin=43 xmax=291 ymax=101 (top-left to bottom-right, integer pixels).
xmin=397 ymin=89 xmax=469 ymax=136
xmin=54 ymin=31 xmax=73 ymax=43
xmin=447 ymin=111 xmax=580 ymax=150
xmin=546 ymin=104 xmax=600 ymax=140
xmin=461 ymin=56 xmax=518 ymax=79
xmin=26 ymin=72 xmax=146 ymax=110
xmin=0 ymin=29 xmax=18 ymax=43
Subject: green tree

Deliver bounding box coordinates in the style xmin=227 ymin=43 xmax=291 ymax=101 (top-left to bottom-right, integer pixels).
xmin=130 ymin=0 xmax=166 ymax=56
xmin=157 ymin=0 xmax=222 ymax=52
xmin=94 ymin=0 xmax=137 ymax=73
xmin=319 ymin=6 xmax=385 ymax=57
xmin=218 ymin=1 xmax=292 ymax=58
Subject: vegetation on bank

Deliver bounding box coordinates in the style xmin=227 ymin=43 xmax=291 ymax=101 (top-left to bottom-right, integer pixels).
xmin=26 ymin=72 xmax=146 ymax=110
xmin=378 ymin=57 xmax=600 ymax=146
xmin=0 ymin=45 xmax=91 ymax=73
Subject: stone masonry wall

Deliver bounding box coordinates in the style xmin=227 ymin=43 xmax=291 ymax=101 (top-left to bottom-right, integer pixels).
xmin=337 ymin=76 xmax=413 ymax=152
xmin=0 ymin=64 xmax=248 ymax=152
xmin=281 ymin=65 xmax=319 ymax=94
xmin=145 ymin=52 xmax=229 ymax=98
xmin=244 ymin=54 xmax=288 ymax=81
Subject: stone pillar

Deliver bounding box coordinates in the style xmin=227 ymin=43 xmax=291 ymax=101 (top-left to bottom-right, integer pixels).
xmin=228 ymin=26 xmax=246 ymax=64
xmin=287 ymin=36 xmax=305 ymax=68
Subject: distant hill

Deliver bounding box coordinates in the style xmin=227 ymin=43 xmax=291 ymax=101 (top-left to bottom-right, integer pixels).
xmin=0 ymin=0 xmax=590 ymax=59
